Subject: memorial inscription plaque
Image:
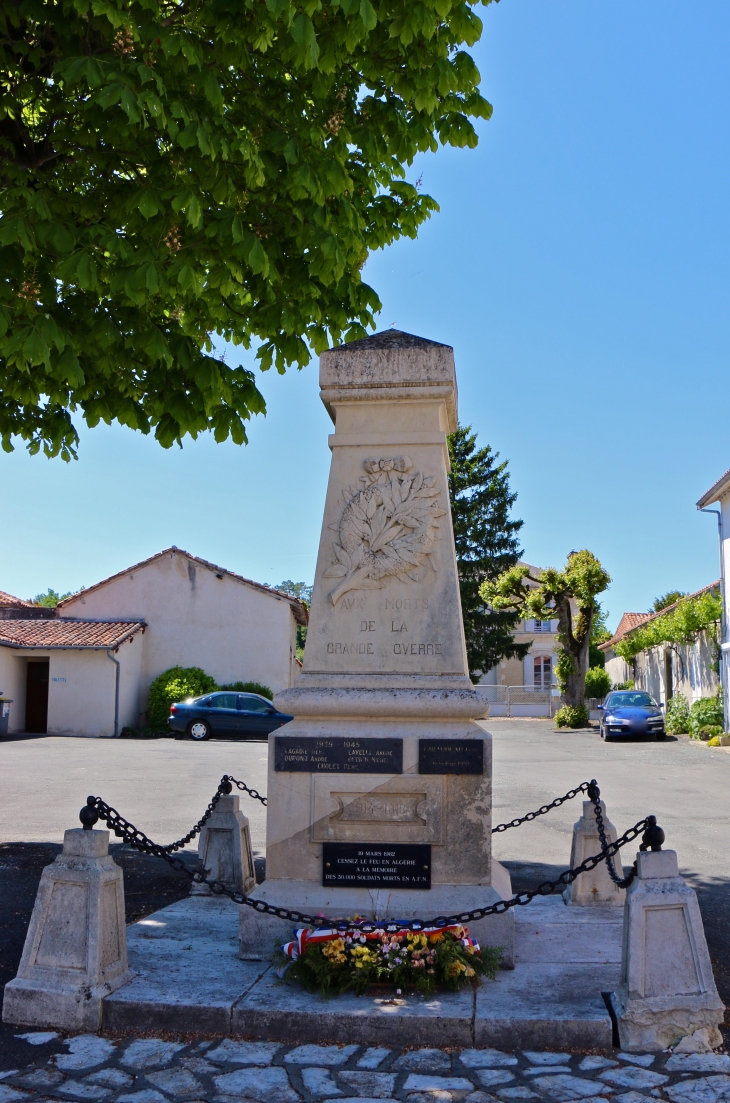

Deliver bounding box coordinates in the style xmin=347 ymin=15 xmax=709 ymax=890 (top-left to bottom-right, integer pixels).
xmin=274 ymin=736 xmax=403 ymax=774
xmin=322 ymin=843 xmax=431 ymax=889
xmin=418 ymin=738 xmax=484 ymax=775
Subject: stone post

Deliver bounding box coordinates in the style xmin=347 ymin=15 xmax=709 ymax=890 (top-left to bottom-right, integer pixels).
xmin=610 ymin=849 xmax=725 ymax=1052
xmin=239 ymin=331 xmax=514 ymax=965
xmin=2 ymin=828 xmax=133 ymax=1030
xmin=190 ymin=794 xmax=256 ymax=896
xmin=563 ymin=800 xmax=625 ymax=907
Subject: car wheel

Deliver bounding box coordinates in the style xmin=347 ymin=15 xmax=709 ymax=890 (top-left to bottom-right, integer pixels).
xmin=188 ymin=720 xmax=211 ymax=741
xmin=601 ymin=727 xmax=612 ymax=742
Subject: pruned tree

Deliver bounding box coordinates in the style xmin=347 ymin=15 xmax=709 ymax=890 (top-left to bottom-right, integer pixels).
xmin=447 ymin=425 xmax=528 ymax=679
xmin=480 ymin=550 xmax=611 ymax=707
xmin=1 ymin=0 xmax=495 ymax=459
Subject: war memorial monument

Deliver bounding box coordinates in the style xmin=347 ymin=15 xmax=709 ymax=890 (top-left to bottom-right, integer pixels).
xmin=240 ymin=328 xmax=514 ymax=962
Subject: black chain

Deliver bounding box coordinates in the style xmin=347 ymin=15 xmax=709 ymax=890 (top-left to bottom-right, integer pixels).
xmin=78 ymin=777 xmax=663 ymax=933
xmin=492 ymin=781 xmax=591 ymax=833
xmin=588 ymin=780 xmax=665 ymax=888
xmin=226 ymin=776 xmax=267 ymax=806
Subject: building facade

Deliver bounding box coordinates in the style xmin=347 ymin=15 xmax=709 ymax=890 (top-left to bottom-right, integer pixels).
xmin=0 ymin=548 xmax=307 ymax=737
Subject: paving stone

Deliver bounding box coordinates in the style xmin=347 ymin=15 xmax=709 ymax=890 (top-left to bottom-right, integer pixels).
xmin=121 ymin=1042 xmax=187 ymax=1071
xmin=466 ymin=1094 xmax=501 ymax=1103
xmin=618 ymin=1057 xmax=655 ymax=1069
xmin=85 ymin=1070 xmax=135 ymax=1090
xmin=55 ymin=1082 xmax=112 ymax=1101
xmin=406 ymin=1093 xmax=454 ymax=1103
xmin=615 ymin=1094 xmax=656 ymax=1103
xmin=665 ymin=1075 xmax=730 ymax=1103
xmin=357 ymin=1050 xmax=392 ymax=1071
xmin=523 ymin=1069 xmax=572 ymax=1078
xmin=527 ymin=1075 xmax=612 ymax=1101
xmin=284 ymin=1045 xmax=358 ymax=1067
xmin=118 ymin=1092 xmax=169 ymax=1103
xmin=666 ymin=1059 xmax=730 ymax=1075
xmin=394 ymin=1052 xmax=453 ymax=1073
xmin=0 ymin=1076 xmax=18 ymax=1084
xmin=55 ymin=1038 xmax=118 ymax=1071
xmin=206 ymin=1040 xmax=281 ymax=1066
xmin=0 ymin=1088 xmax=30 ymax=1103
xmin=16 ymin=1033 xmax=60 ymax=1046
xmin=146 ymin=1069 xmax=204 ymax=1098
xmin=579 ymin=1060 xmax=618 ymax=1073
xmin=15 ymin=1070 xmax=65 ymax=1090
xmin=301 ymin=1068 xmax=343 ymax=1097
xmin=340 ymin=1098 xmax=398 ymax=1103
xmin=475 ymin=1073 xmax=515 ymax=1088
xmin=599 ymin=1069 xmax=668 ymax=1091
xmin=213 ymin=1066 xmax=301 ymax=1103
xmin=179 ymin=1059 xmax=218 ymax=1077
xmin=460 ymin=1053 xmax=518 ymax=1070
xmin=403 ymin=1075 xmax=476 ymax=1092
xmin=339 ymin=1072 xmax=397 ymax=1097
xmin=523 ymin=1054 xmax=571 ymax=1066
xmin=497 ymin=1090 xmax=538 ymax=1102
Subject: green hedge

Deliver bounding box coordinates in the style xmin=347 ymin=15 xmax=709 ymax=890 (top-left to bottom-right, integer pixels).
xmin=584 ymin=667 xmax=611 ymax=699
xmin=219 ymin=681 xmax=273 ymax=699
xmin=147 ymin=666 xmax=219 ymax=729
xmin=688 ymin=694 xmax=723 ymax=739
xmin=665 ymin=693 xmax=690 ymax=734
xmin=555 ymin=704 xmax=589 ymax=729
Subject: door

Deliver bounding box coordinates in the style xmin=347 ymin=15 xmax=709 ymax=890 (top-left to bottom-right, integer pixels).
xmin=25 ymin=662 xmax=49 ymax=733
xmin=236 ymin=694 xmax=278 ymax=736
xmin=207 ymin=693 xmax=240 ymax=734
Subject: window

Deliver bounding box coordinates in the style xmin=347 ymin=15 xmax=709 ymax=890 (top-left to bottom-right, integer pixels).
xmin=533 ymin=656 xmax=552 ymax=689
xmin=210 ymin=693 xmax=237 ymax=710
xmin=239 ymin=695 xmax=271 ymax=713
xmin=534 ymin=619 xmax=544 ymax=632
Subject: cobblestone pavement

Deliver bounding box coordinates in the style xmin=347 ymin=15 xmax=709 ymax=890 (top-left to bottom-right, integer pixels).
xmin=1 ymin=1034 xmax=730 ymax=1103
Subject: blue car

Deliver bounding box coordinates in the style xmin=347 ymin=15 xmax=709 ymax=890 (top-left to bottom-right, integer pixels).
xmin=168 ymin=691 xmax=293 ymax=741
xmin=597 ymin=691 xmax=666 ymax=741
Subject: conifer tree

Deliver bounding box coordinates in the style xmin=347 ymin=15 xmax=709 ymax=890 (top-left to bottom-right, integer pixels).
xmin=447 ymin=425 xmax=528 ymax=679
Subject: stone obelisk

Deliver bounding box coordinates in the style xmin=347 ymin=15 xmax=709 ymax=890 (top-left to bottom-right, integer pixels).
xmin=239 ymin=331 xmax=514 ymax=962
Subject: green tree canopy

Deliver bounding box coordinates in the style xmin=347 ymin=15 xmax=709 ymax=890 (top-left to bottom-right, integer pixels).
xmin=652 ymin=590 xmax=686 ymax=613
xmin=1 ymin=0 xmax=494 ymax=459
xmin=481 ymin=550 xmax=611 ymax=707
xmin=31 ymin=587 xmax=72 ymax=606
xmin=447 ymin=425 xmax=526 ymax=679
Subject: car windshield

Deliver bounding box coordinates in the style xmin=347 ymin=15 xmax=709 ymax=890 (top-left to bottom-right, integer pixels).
xmin=606 ymin=692 xmax=657 ymax=709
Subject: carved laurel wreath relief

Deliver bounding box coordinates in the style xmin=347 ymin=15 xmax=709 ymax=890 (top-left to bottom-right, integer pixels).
xmin=323 ymin=456 xmax=446 ymax=605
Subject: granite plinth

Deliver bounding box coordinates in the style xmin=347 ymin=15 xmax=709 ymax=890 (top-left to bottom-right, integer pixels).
xmin=102 ymin=893 xmax=621 ymax=1047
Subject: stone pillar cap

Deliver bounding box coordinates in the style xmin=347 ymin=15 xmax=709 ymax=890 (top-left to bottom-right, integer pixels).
xmin=63 ymin=827 xmax=109 ymax=858
xmin=636 ymin=848 xmax=679 ymax=879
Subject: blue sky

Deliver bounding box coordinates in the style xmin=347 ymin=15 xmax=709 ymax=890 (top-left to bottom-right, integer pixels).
xmin=3 ymin=0 xmax=729 ymax=631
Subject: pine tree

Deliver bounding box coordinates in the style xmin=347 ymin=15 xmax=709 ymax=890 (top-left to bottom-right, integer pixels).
xmin=447 ymin=426 xmax=528 ymax=678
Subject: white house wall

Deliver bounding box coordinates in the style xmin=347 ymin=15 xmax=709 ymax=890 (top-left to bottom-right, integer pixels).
xmin=60 ymin=552 xmax=297 ymax=721
xmin=0 ymin=649 xmax=29 ymax=733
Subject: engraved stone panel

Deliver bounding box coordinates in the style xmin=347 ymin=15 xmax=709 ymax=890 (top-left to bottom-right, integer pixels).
xmin=419 ymin=738 xmax=484 ymax=775
xmin=100 ymin=880 xmax=121 ymax=968
xmin=644 ymin=906 xmax=701 ymax=997
xmin=33 ymin=881 xmax=89 ymax=970
xmin=311 ymin=774 xmax=444 ymax=843
xmin=275 ymin=735 xmax=403 ymax=774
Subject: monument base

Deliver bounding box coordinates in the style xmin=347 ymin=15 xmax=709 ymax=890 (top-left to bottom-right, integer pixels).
xmin=238 ymin=861 xmax=515 ymax=968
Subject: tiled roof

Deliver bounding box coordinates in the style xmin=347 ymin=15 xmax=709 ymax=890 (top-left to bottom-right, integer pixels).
xmin=0 ymin=619 xmax=145 ymax=649
xmin=697 ymin=465 xmax=730 ymax=508
xmin=600 ymin=580 xmax=721 ymax=650
xmin=57 ymin=547 xmax=309 ymax=626
xmin=0 ymin=589 xmax=35 ymax=609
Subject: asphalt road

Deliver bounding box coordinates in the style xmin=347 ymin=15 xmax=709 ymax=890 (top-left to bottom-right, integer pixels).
xmin=0 ymin=721 xmax=728 ymax=1040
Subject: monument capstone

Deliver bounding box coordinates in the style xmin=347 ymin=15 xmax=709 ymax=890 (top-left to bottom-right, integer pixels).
xmin=239 ymin=330 xmax=514 ymax=962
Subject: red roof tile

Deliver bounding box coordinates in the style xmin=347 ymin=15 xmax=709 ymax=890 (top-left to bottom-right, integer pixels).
xmin=0 ymin=619 xmax=145 ymax=649
xmin=57 ymin=547 xmax=309 ymax=626
xmin=0 ymin=590 xmax=35 ymax=609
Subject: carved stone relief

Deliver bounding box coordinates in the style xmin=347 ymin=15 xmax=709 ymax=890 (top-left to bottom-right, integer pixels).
xmin=310 ymin=775 xmax=444 ymax=844
xmin=322 ymin=456 xmax=446 ymax=605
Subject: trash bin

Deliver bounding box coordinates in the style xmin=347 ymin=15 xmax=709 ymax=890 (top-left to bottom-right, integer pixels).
xmin=0 ymin=698 xmax=12 ymax=736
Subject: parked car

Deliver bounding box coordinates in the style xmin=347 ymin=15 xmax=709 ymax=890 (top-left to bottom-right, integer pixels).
xmin=597 ymin=691 xmax=666 ymax=741
xmin=168 ymin=691 xmax=293 ymax=740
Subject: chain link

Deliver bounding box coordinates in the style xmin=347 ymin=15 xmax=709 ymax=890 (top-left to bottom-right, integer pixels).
xmin=226 ymin=776 xmax=267 ymax=806
xmin=80 ymin=776 xmax=660 ymax=934
xmin=492 ymin=781 xmax=591 ymax=833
